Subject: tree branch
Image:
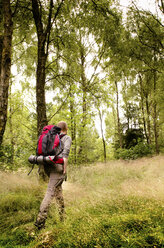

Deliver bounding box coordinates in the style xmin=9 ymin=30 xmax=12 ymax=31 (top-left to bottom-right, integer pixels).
xmin=132 ymin=2 xmax=164 ymax=50
xmin=48 ymin=90 xmax=70 ymax=122
xmin=88 ymin=46 xmax=105 ymax=85
xmin=12 ymin=0 xmax=19 ymax=17
xmin=13 ymin=35 xmax=26 ymax=47
xmin=45 ymin=0 xmax=53 ymax=55
xmin=52 ymin=0 xmax=64 ymax=23
xmin=45 ymin=0 xmax=65 ymax=55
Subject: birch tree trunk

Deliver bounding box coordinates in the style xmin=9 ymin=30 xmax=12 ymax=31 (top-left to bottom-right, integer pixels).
xmin=78 ymin=44 xmax=87 ymax=162
xmin=70 ymin=89 xmax=77 ymax=164
xmin=115 ymin=81 xmax=123 ymax=148
xmin=145 ymin=92 xmax=151 ymax=144
xmin=0 ymin=0 xmax=13 ymax=146
xmin=139 ymin=74 xmax=149 ymax=144
xmin=98 ymin=109 xmax=106 ymax=163
xmin=0 ymin=0 xmax=3 ymax=73
xmin=153 ymin=69 xmax=159 ymax=154
xmin=8 ymin=96 xmax=15 ymax=163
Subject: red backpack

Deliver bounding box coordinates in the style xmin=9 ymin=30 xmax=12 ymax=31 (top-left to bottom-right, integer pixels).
xmin=36 ymin=125 xmax=65 ymax=157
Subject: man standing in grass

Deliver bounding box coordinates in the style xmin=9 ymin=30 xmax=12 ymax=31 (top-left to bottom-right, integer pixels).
xmin=34 ymin=121 xmax=72 ymax=230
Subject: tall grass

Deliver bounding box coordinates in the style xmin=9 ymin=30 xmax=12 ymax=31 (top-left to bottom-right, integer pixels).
xmin=0 ymin=155 xmax=164 ymax=247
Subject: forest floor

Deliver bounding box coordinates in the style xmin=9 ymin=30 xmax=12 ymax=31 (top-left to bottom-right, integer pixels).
xmin=0 ymin=155 xmax=164 ymax=248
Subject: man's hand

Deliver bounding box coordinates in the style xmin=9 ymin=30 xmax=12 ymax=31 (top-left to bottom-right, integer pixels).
xmin=64 ymin=173 xmax=67 ymax=181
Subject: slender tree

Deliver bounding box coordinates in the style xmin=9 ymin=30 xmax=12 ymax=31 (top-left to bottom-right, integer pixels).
xmin=115 ymin=81 xmax=123 ymax=148
xmin=98 ymin=108 xmax=106 ymax=162
xmin=70 ymin=85 xmax=77 ymax=164
xmin=138 ymin=73 xmax=149 ymax=144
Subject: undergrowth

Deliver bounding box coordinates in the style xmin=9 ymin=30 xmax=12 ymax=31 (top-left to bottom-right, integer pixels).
xmin=0 ymin=156 xmax=164 ymax=247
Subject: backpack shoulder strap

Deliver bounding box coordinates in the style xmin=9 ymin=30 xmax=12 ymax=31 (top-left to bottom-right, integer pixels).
xmin=59 ymin=133 xmax=66 ymax=139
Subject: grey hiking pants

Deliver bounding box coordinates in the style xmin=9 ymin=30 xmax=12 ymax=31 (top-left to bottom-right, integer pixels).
xmin=37 ymin=164 xmax=65 ymax=223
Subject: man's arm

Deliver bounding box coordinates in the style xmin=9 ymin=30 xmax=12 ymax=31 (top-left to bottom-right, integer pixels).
xmin=62 ymin=136 xmax=72 ymax=174
xmin=63 ymin=157 xmax=68 ymax=174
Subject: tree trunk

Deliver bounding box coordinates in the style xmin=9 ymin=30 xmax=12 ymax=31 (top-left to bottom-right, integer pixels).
xmin=145 ymin=92 xmax=151 ymax=144
xmin=152 ymin=69 xmax=159 ymax=154
xmin=32 ymin=0 xmax=49 ymax=136
xmin=139 ymin=74 xmax=149 ymax=144
xmin=8 ymin=93 xmax=14 ymax=163
xmin=0 ymin=0 xmax=3 ymax=71
xmin=0 ymin=0 xmax=13 ymax=146
xmin=70 ymin=89 xmax=77 ymax=164
xmin=36 ymin=39 xmax=48 ymax=135
xmin=115 ymin=81 xmax=123 ymax=148
xmin=32 ymin=0 xmax=64 ymax=136
xmin=81 ymin=45 xmax=87 ymax=130
xmin=111 ymin=102 xmax=117 ymax=143
xmin=98 ymin=109 xmax=106 ymax=163
xmin=78 ymin=44 xmax=87 ymax=162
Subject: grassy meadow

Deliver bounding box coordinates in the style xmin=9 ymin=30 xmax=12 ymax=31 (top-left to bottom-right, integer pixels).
xmin=0 ymin=155 xmax=164 ymax=248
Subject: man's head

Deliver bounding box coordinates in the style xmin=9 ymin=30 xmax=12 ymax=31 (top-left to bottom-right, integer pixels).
xmin=57 ymin=121 xmax=68 ymax=134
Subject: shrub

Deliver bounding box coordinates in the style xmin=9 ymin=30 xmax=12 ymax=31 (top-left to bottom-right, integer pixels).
xmin=115 ymin=142 xmax=153 ymax=160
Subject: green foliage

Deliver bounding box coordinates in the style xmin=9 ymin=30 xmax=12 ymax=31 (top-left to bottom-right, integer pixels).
xmin=0 ymin=144 xmax=15 ymax=165
xmin=0 ymin=173 xmax=43 ymax=247
xmin=0 ymin=90 xmax=37 ymax=170
xmin=115 ymin=142 xmax=153 ymax=160
xmin=1 ymin=0 xmax=163 ymax=171
xmin=50 ymin=199 xmax=164 ymax=248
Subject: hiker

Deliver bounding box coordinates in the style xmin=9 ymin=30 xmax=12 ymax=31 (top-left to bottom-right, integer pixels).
xmin=34 ymin=121 xmax=72 ymax=230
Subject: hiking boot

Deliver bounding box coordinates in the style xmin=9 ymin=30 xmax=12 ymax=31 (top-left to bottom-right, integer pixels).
xmin=59 ymin=212 xmax=66 ymax=222
xmin=34 ymin=219 xmax=45 ymax=230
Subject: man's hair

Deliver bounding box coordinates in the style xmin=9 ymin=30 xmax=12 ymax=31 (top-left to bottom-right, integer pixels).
xmin=57 ymin=121 xmax=68 ymax=132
